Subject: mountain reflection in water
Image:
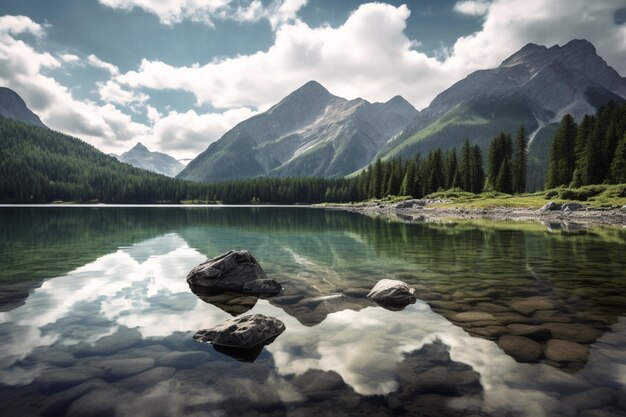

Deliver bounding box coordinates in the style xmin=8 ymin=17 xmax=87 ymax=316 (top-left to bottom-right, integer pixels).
xmin=0 ymin=206 xmax=625 ymax=417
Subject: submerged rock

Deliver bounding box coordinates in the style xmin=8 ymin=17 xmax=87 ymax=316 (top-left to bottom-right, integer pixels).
xmin=194 ymin=314 xmax=285 ymax=348
xmin=367 ymin=279 xmax=416 ymax=310
xmin=186 ymin=250 xmax=280 ymax=293
xmin=545 ymin=339 xmax=589 ymax=363
xmin=497 ymin=335 xmax=543 ymax=363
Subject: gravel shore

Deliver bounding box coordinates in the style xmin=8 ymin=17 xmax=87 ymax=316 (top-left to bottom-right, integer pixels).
xmin=330 ymin=200 xmax=626 ymax=226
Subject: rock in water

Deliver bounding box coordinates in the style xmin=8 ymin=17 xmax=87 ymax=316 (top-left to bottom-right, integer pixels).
xmin=243 ymin=279 xmax=283 ymax=294
xmin=367 ymin=279 xmax=416 ymax=310
xmin=186 ymin=250 xmax=279 ymax=292
xmin=193 ymin=314 xmax=286 ymax=348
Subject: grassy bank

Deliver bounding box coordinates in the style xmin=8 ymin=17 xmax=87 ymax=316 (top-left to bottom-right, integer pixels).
xmin=318 ymin=184 xmax=626 ymax=209
xmin=428 ymin=184 xmax=626 ymax=208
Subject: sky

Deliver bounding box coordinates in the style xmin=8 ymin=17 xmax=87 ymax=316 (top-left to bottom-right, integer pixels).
xmin=0 ymin=0 xmax=625 ymax=160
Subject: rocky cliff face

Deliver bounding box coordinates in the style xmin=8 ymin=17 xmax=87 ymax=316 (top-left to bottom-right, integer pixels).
xmin=177 ymin=81 xmax=418 ymax=182
xmin=381 ymin=40 xmax=626 ymax=191
xmin=118 ymin=142 xmax=184 ymax=177
xmin=0 ymin=87 xmax=46 ymax=128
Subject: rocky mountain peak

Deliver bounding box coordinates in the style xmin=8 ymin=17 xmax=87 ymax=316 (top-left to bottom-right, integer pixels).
xmin=130 ymin=142 xmax=149 ymax=153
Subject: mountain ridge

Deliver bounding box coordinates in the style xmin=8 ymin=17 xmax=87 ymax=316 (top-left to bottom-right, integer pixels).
xmin=0 ymin=87 xmax=46 ymax=128
xmin=177 ymin=81 xmax=418 ymax=182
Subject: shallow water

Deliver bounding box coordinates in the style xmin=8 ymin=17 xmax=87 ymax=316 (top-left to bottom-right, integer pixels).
xmin=0 ymin=207 xmax=625 ymax=417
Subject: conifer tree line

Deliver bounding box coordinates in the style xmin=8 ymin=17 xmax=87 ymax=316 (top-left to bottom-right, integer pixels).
xmin=545 ymin=102 xmax=626 ymax=188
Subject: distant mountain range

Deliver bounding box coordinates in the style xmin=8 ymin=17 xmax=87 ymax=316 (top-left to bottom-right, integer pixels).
xmin=116 ymin=142 xmax=184 ymax=177
xmin=1 ymin=39 xmax=624 ymax=191
xmin=177 ymin=81 xmax=418 ymax=182
xmin=179 ymin=39 xmax=626 ymax=189
xmin=0 ymin=87 xmax=46 ymax=128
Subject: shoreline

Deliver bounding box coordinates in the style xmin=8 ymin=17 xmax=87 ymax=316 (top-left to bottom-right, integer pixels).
xmin=328 ymin=200 xmax=626 ymax=227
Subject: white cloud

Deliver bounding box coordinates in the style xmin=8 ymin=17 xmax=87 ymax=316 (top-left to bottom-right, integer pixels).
xmin=0 ymin=15 xmax=46 ymax=37
xmin=453 ymin=0 xmax=490 ymax=16
xmin=60 ymin=53 xmax=80 ymax=63
xmin=98 ymin=0 xmax=307 ymax=28
xmin=0 ymin=16 xmax=150 ymax=152
xmin=115 ymin=0 xmax=626 ymax=113
xmin=87 ymin=54 xmax=120 ymax=76
xmin=98 ymin=80 xmax=148 ymax=106
xmin=140 ymin=107 xmax=257 ymax=155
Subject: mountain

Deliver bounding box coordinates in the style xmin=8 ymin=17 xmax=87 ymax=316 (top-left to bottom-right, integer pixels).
xmin=382 ymin=39 xmax=626 ymax=190
xmin=177 ymin=81 xmax=417 ymax=182
xmin=0 ymin=87 xmax=46 ymax=128
xmin=118 ymin=142 xmax=184 ymax=177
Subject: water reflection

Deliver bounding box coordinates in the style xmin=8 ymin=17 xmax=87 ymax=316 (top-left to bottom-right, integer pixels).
xmin=0 ymin=207 xmax=625 ymax=416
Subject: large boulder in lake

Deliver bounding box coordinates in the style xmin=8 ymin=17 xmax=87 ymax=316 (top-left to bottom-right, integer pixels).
xmin=186 ymin=250 xmax=280 ymax=293
xmin=367 ymin=279 xmax=416 ymax=310
xmin=193 ymin=313 xmax=286 ymax=348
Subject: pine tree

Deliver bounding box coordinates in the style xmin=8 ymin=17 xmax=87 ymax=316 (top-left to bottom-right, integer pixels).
xmin=470 ymin=145 xmax=485 ymax=194
xmin=545 ymin=114 xmax=577 ymax=189
xmin=495 ymin=158 xmax=513 ymax=193
xmin=571 ymin=115 xmax=593 ymax=187
xmin=512 ymin=126 xmax=528 ymax=193
xmin=610 ymin=133 xmax=626 ymax=183
xmin=459 ymin=139 xmax=472 ymax=192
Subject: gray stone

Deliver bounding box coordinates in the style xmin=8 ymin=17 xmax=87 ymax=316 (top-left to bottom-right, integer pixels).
xmin=66 ymin=388 xmax=120 ymax=417
xmin=186 ymin=250 xmax=275 ymax=292
xmin=562 ymin=202 xmax=585 ymax=211
xmin=544 ymin=339 xmax=589 ymax=363
xmin=542 ymin=323 xmax=601 ymax=344
xmin=510 ymin=298 xmax=556 ymax=316
xmin=116 ymin=367 xmax=176 ymax=391
xmin=33 ymin=350 xmax=76 ymax=367
xmin=41 ymin=379 xmax=107 ymax=417
xmin=395 ymin=199 xmax=423 ymax=209
xmin=541 ymin=201 xmax=562 ymax=211
xmin=563 ymin=387 xmax=616 ymax=411
xmin=367 ymin=279 xmax=416 ymax=308
xmin=158 ymin=351 xmax=213 ymax=368
xmin=293 ymin=369 xmax=345 ymax=397
xmin=77 ymin=328 xmax=142 ymax=356
xmin=467 ymin=326 xmax=508 ymax=339
xmin=454 ymin=311 xmax=496 ymax=322
xmin=507 ymin=324 xmax=552 ymax=341
xmin=242 ymin=279 xmax=282 ymax=294
xmin=497 ymin=335 xmax=543 ymax=363
xmin=37 ymin=367 xmax=105 ymax=392
xmin=99 ymin=357 xmax=155 ymax=378
xmin=193 ymin=313 xmax=285 ymax=348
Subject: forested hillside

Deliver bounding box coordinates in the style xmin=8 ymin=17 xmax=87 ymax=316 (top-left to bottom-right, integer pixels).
xmin=0 ymin=117 xmax=207 ymax=203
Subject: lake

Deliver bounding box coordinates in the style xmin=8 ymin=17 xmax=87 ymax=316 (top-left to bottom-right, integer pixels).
xmin=0 ymin=206 xmax=625 ymax=417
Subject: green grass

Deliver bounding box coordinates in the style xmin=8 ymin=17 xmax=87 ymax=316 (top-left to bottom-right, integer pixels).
xmin=428 ymin=184 xmax=626 ymax=209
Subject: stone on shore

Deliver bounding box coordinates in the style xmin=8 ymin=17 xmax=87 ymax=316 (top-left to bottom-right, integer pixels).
xmin=193 ymin=313 xmax=285 ymax=348
xmin=186 ymin=250 xmax=280 ymax=293
xmin=541 ymin=202 xmax=562 ymax=211
xmin=562 ymin=202 xmax=585 ymax=211
xmin=367 ymin=279 xmax=416 ymax=309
